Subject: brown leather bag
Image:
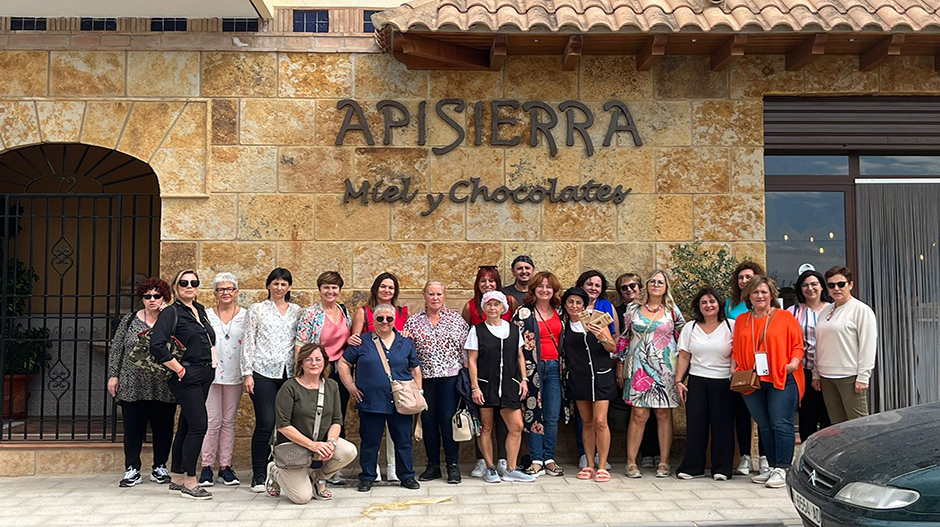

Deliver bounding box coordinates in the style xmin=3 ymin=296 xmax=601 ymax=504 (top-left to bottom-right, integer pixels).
xmin=730 ymin=310 xmax=776 ymax=394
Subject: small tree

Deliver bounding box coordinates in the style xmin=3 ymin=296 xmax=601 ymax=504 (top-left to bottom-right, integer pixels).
xmin=668 ymin=242 xmax=742 ymax=319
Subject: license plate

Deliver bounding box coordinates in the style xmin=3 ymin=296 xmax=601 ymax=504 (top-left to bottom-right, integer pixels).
xmin=793 ymin=489 xmax=823 ymax=526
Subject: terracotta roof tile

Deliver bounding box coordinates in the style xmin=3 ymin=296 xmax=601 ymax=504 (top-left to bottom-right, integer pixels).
xmin=372 ymin=0 xmax=940 ymax=33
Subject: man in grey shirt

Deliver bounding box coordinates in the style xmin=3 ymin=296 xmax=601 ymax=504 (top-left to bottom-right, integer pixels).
xmin=502 ymin=255 xmax=534 ymax=306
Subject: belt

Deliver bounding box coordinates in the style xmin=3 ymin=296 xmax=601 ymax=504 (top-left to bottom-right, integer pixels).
xmin=181 ymin=361 xmax=212 ymax=367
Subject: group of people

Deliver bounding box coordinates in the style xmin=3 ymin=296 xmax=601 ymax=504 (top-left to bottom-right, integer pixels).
xmin=106 ymin=255 xmax=876 ymax=503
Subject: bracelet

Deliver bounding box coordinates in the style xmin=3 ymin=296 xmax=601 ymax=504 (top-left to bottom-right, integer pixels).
xmin=177 ymin=367 xmax=186 ymax=378
xmin=471 ymin=387 xmax=480 ymax=392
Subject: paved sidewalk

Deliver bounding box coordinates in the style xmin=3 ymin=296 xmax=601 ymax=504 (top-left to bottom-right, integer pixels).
xmin=1 ymin=467 xmax=802 ymax=527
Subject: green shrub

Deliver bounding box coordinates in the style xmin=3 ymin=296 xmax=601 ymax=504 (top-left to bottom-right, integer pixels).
xmin=668 ymin=242 xmax=742 ymax=319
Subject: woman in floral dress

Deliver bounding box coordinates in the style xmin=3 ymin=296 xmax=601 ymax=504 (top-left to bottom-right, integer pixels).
xmin=616 ymin=269 xmax=685 ymax=479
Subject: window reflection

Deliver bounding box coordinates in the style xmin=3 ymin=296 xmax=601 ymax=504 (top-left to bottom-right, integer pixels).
xmin=860 ymin=156 xmax=940 ymax=176
xmin=765 ymin=192 xmax=847 ymax=295
xmin=765 ymin=155 xmax=849 ymax=175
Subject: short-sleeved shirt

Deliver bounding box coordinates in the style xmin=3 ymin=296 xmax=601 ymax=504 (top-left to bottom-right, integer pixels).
xmin=275 ymin=377 xmax=343 ymax=444
xmin=342 ymin=332 xmax=420 ymax=415
xmin=403 ymin=307 xmax=469 ymax=379
xmin=502 ymin=284 xmax=527 ymax=307
xmin=463 ymin=321 xmax=524 ymax=350
xmin=677 ymin=320 xmax=735 ymax=379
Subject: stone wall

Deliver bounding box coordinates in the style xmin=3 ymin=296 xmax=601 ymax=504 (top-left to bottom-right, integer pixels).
xmin=2 ymin=48 xmax=940 ymax=472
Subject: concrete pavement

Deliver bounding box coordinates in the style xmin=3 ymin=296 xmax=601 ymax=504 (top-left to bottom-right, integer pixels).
xmin=0 ymin=466 xmax=803 ymax=527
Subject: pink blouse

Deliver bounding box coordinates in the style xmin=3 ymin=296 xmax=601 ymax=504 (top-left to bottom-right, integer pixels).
xmin=320 ymin=314 xmax=351 ymax=362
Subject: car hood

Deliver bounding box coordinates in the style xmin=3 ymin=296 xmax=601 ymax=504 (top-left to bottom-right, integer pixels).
xmin=802 ymin=402 xmax=940 ymax=485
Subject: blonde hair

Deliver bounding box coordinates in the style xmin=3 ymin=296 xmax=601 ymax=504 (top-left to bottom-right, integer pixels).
xmin=636 ymin=269 xmax=676 ymax=310
xmin=741 ymin=275 xmax=780 ymax=310
xmin=171 ymin=269 xmax=199 ymax=303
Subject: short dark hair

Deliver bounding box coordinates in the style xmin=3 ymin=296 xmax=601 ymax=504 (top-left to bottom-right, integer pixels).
xmin=137 ymin=277 xmax=171 ymax=302
xmin=561 ymin=287 xmax=590 ymax=320
xmin=576 ymin=270 xmax=608 ymax=296
xmin=368 ymin=272 xmax=400 ymax=308
xmin=691 ymin=287 xmax=727 ymax=324
xmin=729 ymin=261 xmax=765 ymax=305
xmin=317 ymin=271 xmax=344 ymax=290
xmin=825 ymin=266 xmax=853 ymax=284
xmin=794 ymin=270 xmax=833 ymax=304
xmin=266 ymin=268 xmax=293 ymax=302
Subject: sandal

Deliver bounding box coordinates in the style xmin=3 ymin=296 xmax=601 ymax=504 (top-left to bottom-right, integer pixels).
xmin=576 ymin=467 xmax=596 ymax=480
xmin=544 ymin=461 xmax=564 ymax=477
xmin=625 ymin=463 xmax=642 ymax=478
xmin=524 ymin=462 xmax=544 ymax=477
xmin=594 ymin=469 xmax=611 ymax=482
xmin=656 ymin=463 xmax=671 ymax=478
xmin=313 ymin=480 xmax=332 ymax=501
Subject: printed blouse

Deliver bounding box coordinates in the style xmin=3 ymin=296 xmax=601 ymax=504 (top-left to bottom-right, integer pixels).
xmin=403 ymin=306 xmax=469 ymax=379
xmin=206 ymin=307 xmax=246 ymax=385
xmin=295 ymin=302 xmax=352 ymax=362
xmin=787 ymin=303 xmax=827 ymax=371
xmin=241 ymin=300 xmax=303 ymax=379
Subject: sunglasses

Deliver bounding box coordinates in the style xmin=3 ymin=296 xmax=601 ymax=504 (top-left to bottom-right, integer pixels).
xmin=827 ymin=281 xmax=848 ymax=289
xmin=620 ymin=283 xmax=639 ymax=292
xmin=648 ymin=279 xmax=666 ymax=286
xmin=215 ymin=287 xmax=236 ymax=293
xmin=142 ymin=294 xmax=163 ymax=300
xmin=478 ymin=265 xmax=498 ymax=270
xmin=375 ymin=316 xmax=394 ymax=323
xmin=178 ymin=279 xmax=200 ymax=288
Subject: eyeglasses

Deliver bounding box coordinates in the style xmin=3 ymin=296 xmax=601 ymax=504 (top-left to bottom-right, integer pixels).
xmin=827 ymin=281 xmax=848 ymax=289
xmin=800 ymin=282 xmax=820 ymax=289
xmin=178 ymin=280 xmax=200 ymax=288
xmin=302 ymin=356 xmax=324 ymax=364
xmin=620 ymin=283 xmax=639 ymax=292
xmin=375 ymin=316 xmax=394 ymax=323
xmin=215 ymin=287 xmax=236 ymax=293
xmin=142 ymin=294 xmax=163 ymax=300
xmin=647 ymin=279 xmax=665 ymax=286
xmin=478 ymin=265 xmax=498 ymax=270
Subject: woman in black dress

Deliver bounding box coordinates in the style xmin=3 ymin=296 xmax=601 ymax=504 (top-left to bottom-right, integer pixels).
xmin=562 ymin=287 xmax=617 ymax=482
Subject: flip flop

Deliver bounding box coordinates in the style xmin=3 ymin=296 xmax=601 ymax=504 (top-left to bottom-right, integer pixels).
xmin=576 ymin=467 xmax=596 ymax=480
xmin=594 ymin=469 xmax=611 ymax=482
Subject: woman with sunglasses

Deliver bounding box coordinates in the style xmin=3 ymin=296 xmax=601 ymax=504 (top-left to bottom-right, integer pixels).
xmin=108 ymin=277 xmax=176 ymax=488
xmin=339 ymin=304 xmax=423 ymax=492
xmin=198 ymin=273 xmax=246 ymax=487
xmin=242 ymin=268 xmax=304 ymax=493
xmin=149 ymin=270 xmax=217 ymax=499
xmin=814 ymin=267 xmax=877 ymax=424
xmin=615 ymin=272 xmax=660 ymax=470
xmin=616 ymin=269 xmax=685 ymax=479
xmin=787 ymin=270 xmax=832 ymax=440
xmin=731 ymin=276 xmax=804 ymax=489
xmin=462 ymin=265 xmax=515 ymax=477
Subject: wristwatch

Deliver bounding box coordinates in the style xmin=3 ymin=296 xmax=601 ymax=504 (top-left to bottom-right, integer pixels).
xmin=327 ymin=438 xmax=337 ymax=446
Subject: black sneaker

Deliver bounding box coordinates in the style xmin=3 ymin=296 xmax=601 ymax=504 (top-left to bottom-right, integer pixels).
xmin=168 ymin=482 xmax=183 ymax=494
xmin=218 ymin=466 xmax=240 ymax=486
xmin=180 ymin=485 xmax=213 ymax=500
xmin=150 ymin=464 xmax=171 ymax=484
xmin=400 ymin=477 xmax=421 ymax=490
xmin=119 ymin=466 xmax=141 ymax=487
xmin=418 ymin=465 xmax=441 ymax=481
xmin=198 ymin=466 xmax=214 ymax=487
xmin=249 ymin=475 xmax=265 ymax=493
xmin=446 ymin=463 xmax=461 ymax=484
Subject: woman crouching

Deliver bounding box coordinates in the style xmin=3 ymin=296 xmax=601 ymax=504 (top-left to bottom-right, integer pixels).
xmin=266 ymin=344 xmax=357 ymax=503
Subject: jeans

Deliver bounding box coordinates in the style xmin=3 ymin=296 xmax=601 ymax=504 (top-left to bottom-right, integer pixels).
xmin=421 ymin=376 xmax=460 ymax=466
xmin=743 ymin=375 xmax=799 ymax=469
xmin=120 ymin=399 xmax=176 ymax=470
xmin=528 ymin=360 xmax=560 ymax=462
xmin=166 ymin=364 xmax=213 ymax=477
xmin=249 ymin=371 xmax=287 ymax=479
xmin=732 ymin=390 xmax=765 ymax=457
xmin=358 ymin=410 xmax=415 ymax=482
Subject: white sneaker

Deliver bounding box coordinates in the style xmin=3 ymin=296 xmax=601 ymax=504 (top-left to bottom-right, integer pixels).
xmin=751 ymin=469 xmax=773 ymax=484
xmin=484 ymin=466 xmax=501 ymax=483
xmin=736 ymin=454 xmax=752 ymax=475
xmin=759 ymin=456 xmax=770 ymax=475
xmin=578 ymin=454 xmax=588 ymax=469
xmin=765 ymin=467 xmax=787 ymax=488
xmin=676 ymin=472 xmax=703 ymax=480
xmin=496 ymin=459 xmax=509 ymax=477
xmin=387 ymin=465 xmax=399 ymax=482
xmin=471 ymin=459 xmax=486 ymax=478
xmin=502 ymin=469 xmax=536 ymax=482
xmin=375 ymin=463 xmax=382 ymax=482
xmin=713 ymin=473 xmax=728 ymax=481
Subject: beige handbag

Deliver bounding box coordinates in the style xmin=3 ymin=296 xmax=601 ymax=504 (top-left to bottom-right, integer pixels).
xmin=273 ymin=385 xmax=324 ymax=468
xmin=451 ymin=403 xmax=474 ymax=442
xmin=373 ymin=335 xmax=428 ymax=415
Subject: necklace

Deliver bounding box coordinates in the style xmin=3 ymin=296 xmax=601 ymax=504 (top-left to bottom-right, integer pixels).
xmin=645 ymin=303 xmax=663 ymax=313
xmin=216 ymin=306 xmax=238 ymax=339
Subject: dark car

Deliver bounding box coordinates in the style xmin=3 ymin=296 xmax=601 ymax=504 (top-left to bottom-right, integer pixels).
xmin=787 ymin=401 xmax=940 ymax=526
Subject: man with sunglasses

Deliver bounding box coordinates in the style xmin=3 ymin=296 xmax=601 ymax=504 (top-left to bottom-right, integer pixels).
xmin=502 ymin=255 xmax=535 ymax=307
xmin=814 ymin=266 xmax=878 ymax=424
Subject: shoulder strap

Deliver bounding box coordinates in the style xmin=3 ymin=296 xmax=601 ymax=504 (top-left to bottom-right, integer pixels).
xmin=312 ymin=387 xmax=325 ymax=440
xmin=372 ymin=334 xmax=393 ymax=380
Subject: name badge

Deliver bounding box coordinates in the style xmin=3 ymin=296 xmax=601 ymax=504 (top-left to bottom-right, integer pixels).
xmin=755 ymin=353 xmax=770 ymax=376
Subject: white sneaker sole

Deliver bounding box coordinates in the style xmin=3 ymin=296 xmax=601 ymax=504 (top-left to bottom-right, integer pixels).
xmin=119 ymin=479 xmax=141 ymax=488
xmin=198 ymin=481 xmax=214 ymax=487
xmin=222 ymin=479 xmax=240 ymax=486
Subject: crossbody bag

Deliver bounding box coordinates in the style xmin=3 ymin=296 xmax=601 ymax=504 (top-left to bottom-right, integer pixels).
xmin=730 ymin=310 xmax=775 ymax=393
xmin=273 ymin=386 xmax=324 ymax=468
xmin=373 ymin=334 xmax=427 ymax=415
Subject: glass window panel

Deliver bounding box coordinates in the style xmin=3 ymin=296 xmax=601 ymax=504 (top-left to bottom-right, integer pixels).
xmin=364 ymin=10 xmax=379 ymax=32
xmin=765 ymin=191 xmax=847 ymax=300
xmin=765 ymin=155 xmax=849 ymax=175
xmin=860 ymin=156 xmax=940 ymax=176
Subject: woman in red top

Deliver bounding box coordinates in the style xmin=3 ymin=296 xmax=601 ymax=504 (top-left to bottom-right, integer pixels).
xmin=731 ymin=276 xmax=804 ymax=490
xmin=462 ymin=266 xmax=517 ymax=325
xmin=516 ymin=271 xmax=566 ymax=477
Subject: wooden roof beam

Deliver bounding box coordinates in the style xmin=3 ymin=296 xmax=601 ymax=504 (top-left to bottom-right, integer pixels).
xmin=711 ymin=35 xmax=747 ymax=71
xmin=562 ymin=34 xmax=582 ymax=71
xmin=637 ymin=34 xmax=667 ymax=71
xmin=490 ymin=34 xmax=508 ymax=71
xmin=860 ymin=34 xmax=904 ymax=72
xmin=786 ymin=33 xmax=828 ymax=71
xmin=399 ymin=33 xmax=489 ymax=70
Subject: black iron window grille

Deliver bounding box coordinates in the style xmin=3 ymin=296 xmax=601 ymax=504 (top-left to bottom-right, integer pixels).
xmin=11 ymin=17 xmax=47 ymax=31
xmin=80 ymin=18 xmax=117 ymax=31
xmin=293 ymin=10 xmax=329 ymax=33
xmin=150 ymin=18 xmax=187 ymax=32
xmin=363 ymin=10 xmax=380 ymax=33
xmin=222 ymin=18 xmax=259 ymax=32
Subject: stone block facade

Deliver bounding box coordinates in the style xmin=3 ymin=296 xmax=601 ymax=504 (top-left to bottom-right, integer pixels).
xmin=2 ymin=46 xmax=940 ymax=470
